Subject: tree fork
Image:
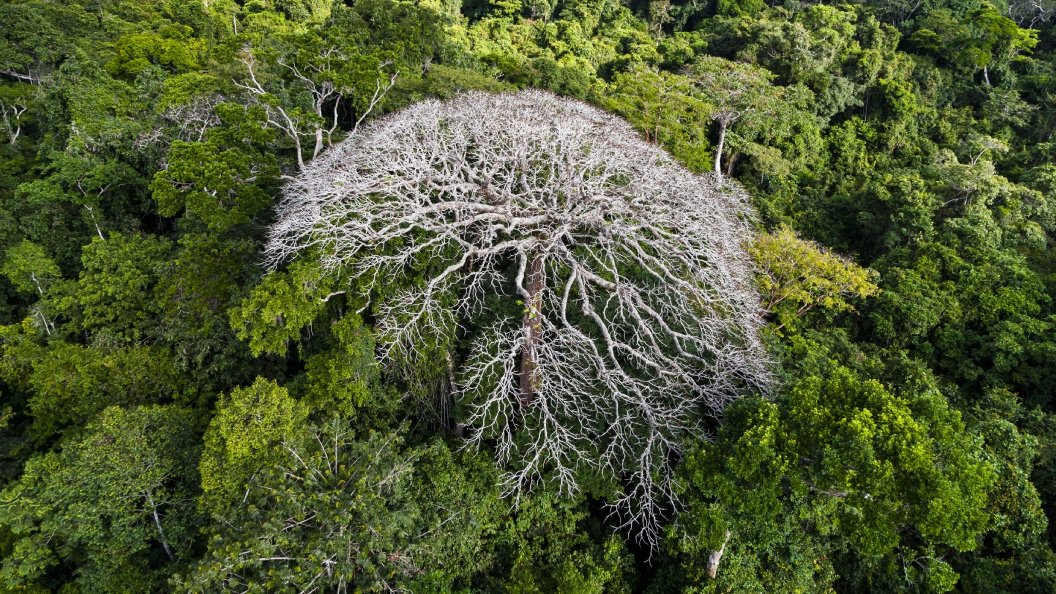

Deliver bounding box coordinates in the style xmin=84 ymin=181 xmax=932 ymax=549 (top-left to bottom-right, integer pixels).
xmin=518 ymin=254 xmax=545 ymax=406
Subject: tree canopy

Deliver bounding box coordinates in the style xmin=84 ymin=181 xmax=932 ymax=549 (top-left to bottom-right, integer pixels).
xmin=1 ymin=0 xmax=1055 ymax=592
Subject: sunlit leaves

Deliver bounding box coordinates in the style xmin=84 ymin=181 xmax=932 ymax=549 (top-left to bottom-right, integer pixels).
xmin=750 ymin=225 xmax=879 ymax=331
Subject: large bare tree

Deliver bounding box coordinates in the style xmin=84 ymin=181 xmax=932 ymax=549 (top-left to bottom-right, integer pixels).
xmin=265 ymin=90 xmax=772 ymax=547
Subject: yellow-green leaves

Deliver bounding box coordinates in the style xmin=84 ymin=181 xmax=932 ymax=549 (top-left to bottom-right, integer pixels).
xmin=1 ymin=240 xmax=59 ymax=296
xmin=750 ymin=225 xmax=879 ymax=331
xmin=198 ymin=377 xmax=309 ymax=517
xmin=107 ymin=25 xmax=204 ymax=79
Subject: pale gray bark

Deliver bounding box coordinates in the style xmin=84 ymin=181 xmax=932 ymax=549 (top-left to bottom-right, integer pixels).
xmin=706 ymin=530 xmax=732 ymax=579
xmin=236 ymin=46 xmax=397 ymax=170
xmin=714 ymin=119 xmax=727 ymax=175
xmin=146 ymin=492 xmax=176 ymax=562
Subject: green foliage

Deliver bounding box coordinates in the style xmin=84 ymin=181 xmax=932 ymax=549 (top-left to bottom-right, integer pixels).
xmin=299 ymin=313 xmax=388 ymax=419
xmin=911 ymin=6 xmax=1037 ymax=78
xmin=685 ymin=54 xmax=822 ymax=177
xmin=751 ymin=225 xmax=880 ymax=331
xmin=673 ymin=365 xmax=994 ymax=591
xmin=488 ymin=492 xmax=634 ymax=594
xmin=182 ymin=420 xmax=503 ymax=592
xmin=151 ymin=103 xmax=277 ymax=232
xmin=154 ymin=233 xmax=259 ymax=392
xmin=953 ymin=388 xmax=1056 ymax=593
xmin=0 ymin=405 xmax=201 ymax=593
xmin=25 ymin=342 xmax=184 ymax=441
xmin=198 ymin=377 xmax=309 ymax=517
xmin=1 ymin=0 xmax=1056 ymax=590
xmin=66 ymin=233 xmax=173 ymax=345
xmin=108 ymin=26 xmax=204 ymax=78
xmin=229 ymin=260 xmax=339 ymax=357
xmin=1 ymin=240 xmax=60 ymax=296
xmin=396 ymin=63 xmax=516 ymax=101
xmin=601 ymin=66 xmax=711 ymax=171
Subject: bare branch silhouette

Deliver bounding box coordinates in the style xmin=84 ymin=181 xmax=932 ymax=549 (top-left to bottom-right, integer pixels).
xmin=266 ymin=90 xmax=772 ymax=549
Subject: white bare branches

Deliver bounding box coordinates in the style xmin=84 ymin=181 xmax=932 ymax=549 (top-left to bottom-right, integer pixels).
xmin=0 ymin=99 xmax=27 ymax=145
xmin=1008 ymin=0 xmax=1055 ymax=28
xmin=1 ymin=70 xmax=48 ymax=85
xmin=265 ymin=90 xmax=772 ymax=549
xmin=235 ymin=45 xmax=397 ymax=170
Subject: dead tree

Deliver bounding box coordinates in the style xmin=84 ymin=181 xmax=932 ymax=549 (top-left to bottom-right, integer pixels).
xmin=265 ymin=90 xmax=772 ymax=548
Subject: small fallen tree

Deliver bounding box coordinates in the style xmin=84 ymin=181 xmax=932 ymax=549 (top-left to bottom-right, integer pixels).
xmin=265 ymin=89 xmax=772 ymax=548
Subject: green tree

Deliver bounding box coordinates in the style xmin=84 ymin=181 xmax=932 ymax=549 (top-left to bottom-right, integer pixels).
xmin=65 ymin=233 xmax=172 ymax=346
xmin=198 ymin=377 xmax=309 ymax=517
xmin=750 ymin=225 xmax=879 ymax=332
xmin=107 ymin=25 xmax=204 ymax=79
xmin=154 ymin=233 xmax=259 ymax=394
xmin=25 ymin=343 xmax=183 ymax=441
xmin=182 ymin=420 xmax=503 ymax=593
xmin=685 ymin=55 xmax=819 ymax=179
xmin=602 ymin=66 xmax=711 ymax=172
xmin=298 ymin=313 xmax=391 ymax=421
xmin=1 ymin=240 xmax=60 ymax=297
xmin=673 ymin=365 xmax=994 ymax=591
xmin=0 ymin=405 xmax=202 ymax=593
xmin=487 ymin=492 xmax=634 ymax=594
xmin=1 ymin=240 xmax=60 ymax=334
xmin=151 ymin=103 xmax=277 ymax=232
xmin=910 ymin=6 xmax=1037 ymax=86
xmin=229 ymin=259 xmax=341 ymax=358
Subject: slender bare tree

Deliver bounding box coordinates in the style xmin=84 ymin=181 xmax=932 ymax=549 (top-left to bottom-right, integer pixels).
xmin=265 ymin=90 xmax=772 ymax=548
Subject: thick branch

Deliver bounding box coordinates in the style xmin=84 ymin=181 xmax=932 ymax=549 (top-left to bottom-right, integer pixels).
xmin=706 ymin=530 xmax=732 ymax=579
xmin=518 ymin=253 xmax=545 ymax=405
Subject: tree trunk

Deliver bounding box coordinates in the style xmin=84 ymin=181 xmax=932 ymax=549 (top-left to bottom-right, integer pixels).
xmin=146 ymin=492 xmax=176 ymax=562
xmin=84 ymin=205 xmax=105 ymax=240
xmin=706 ymin=530 xmax=732 ymax=579
xmin=35 ymin=310 xmax=52 ymax=336
xmin=725 ymin=151 xmax=739 ymax=177
xmin=313 ymin=128 xmax=324 ymax=161
xmin=714 ymin=120 xmax=727 ymax=175
xmin=519 ymin=254 xmax=545 ymax=406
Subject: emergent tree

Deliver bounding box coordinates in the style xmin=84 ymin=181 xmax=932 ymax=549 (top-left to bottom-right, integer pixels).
xmin=264 ymin=90 xmax=772 ymax=547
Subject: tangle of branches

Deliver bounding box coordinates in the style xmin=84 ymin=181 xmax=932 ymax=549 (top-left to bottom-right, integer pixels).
xmin=266 ymin=90 xmax=772 ymax=549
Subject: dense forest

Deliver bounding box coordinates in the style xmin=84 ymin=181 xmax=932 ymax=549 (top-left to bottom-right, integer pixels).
xmin=1 ymin=0 xmax=1055 ymax=592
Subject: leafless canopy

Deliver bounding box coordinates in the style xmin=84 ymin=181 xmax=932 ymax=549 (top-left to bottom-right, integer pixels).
xmin=266 ymin=90 xmax=771 ymax=547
